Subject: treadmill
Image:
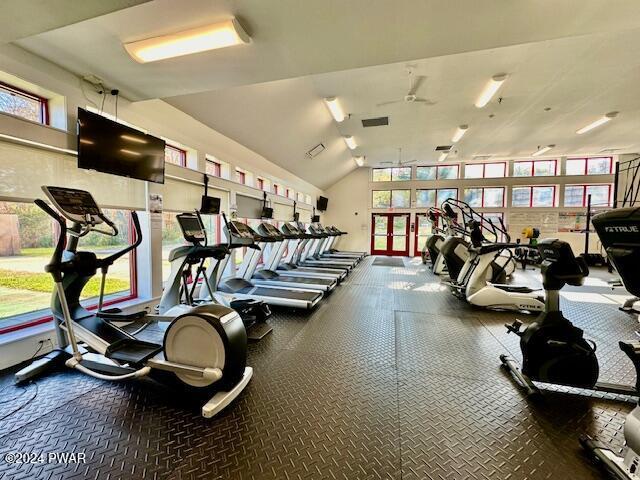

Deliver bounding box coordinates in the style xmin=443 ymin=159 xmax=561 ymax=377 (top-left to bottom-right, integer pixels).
xmin=277 ymin=222 xmax=347 ymax=282
xmin=306 ymin=224 xmax=358 ymax=268
xmin=314 ymin=224 xmax=363 ymax=263
xmin=250 ymin=222 xmax=338 ymax=292
xmin=298 ymin=223 xmax=354 ymax=271
xmin=325 ymin=226 xmax=367 ymax=259
xmin=216 ymin=218 xmax=323 ymax=309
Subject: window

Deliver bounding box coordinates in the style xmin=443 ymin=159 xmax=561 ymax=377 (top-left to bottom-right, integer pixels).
xmin=0 ymin=202 xmax=135 ymax=333
xmin=256 ymin=178 xmax=265 ymax=191
xmin=371 ymin=190 xmax=410 ymax=208
xmin=463 ymin=187 xmax=505 ymax=208
xmin=273 ymin=184 xmax=280 ymax=195
xmin=371 ymin=167 xmax=412 ymax=182
xmin=165 ymin=144 xmax=187 ymax=167
xmin=206 ymin=158 xmax=222 ymax=177
xmin=481 ymin=212 xmax=506 ymax=241
xmin=162 ymin=213 xmax=187 ymax=283
xmin=415 ymin=188 xmax=458 ymax=208
xmin=297 ymin=192 xmax=305 ymax=203
xmin=512 ymin=186 xmax=556 ymax=207
xmin=566 ymin=157 xmax=613 ymax=176
xmin=235 ymin=169 xmax=246 ymax=185
xmin=564 ymin=184 xmax=612 ymax=207
xmin=286 ymin=188 xmax=294 ymax=200
xmin=513 ymin=159 xmax=557 ymax=177
xmin=0 ymin=82 xmax=48 ymax=124
xmin=416 ymin=164 xmax=459 ymax=180
xmin=464 ymin=162 xmax=506 ymax=179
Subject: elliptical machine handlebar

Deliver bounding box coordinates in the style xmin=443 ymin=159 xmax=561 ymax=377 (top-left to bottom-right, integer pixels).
xmin=34 ymin=199 xmax=67 ymax=281
xmin=101 ymin=211 xmax=143 ymax=267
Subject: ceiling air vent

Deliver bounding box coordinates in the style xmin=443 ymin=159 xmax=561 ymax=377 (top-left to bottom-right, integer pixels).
xmin=306 ymin=143 xmax=325 ymax=158
xmin=361 ymin=116 xmax=389 ymax=128
xmin=435 ymin=145 xmax=452 ymax=152
xmin=473 ymin=154 xmax=492 ymax=161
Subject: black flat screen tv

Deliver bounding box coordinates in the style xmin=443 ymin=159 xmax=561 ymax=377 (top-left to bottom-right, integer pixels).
xmin=77 ymin=107 xmax=166 ymax=184
xmin=317 ymin=196 xmax=329 ymax=211
xmin=200 ymin=195 xmax=221 ymax=214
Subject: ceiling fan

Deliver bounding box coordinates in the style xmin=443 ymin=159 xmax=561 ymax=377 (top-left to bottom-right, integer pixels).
xmin=377 ymin=68 xmax=436 ymax=107
xmin=380 ymin=148 xmax=417 ymax=166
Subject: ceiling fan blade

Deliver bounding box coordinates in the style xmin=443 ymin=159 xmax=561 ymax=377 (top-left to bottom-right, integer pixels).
xmin=401 ymin=159 xmax=417 ymax=165
xmin=408 ymin=75 xmax=426 ymax=96
xmin=413 ymin=98 xmax=436 ymax=105
xmin=376 ymin=99 xmax=402 ymax=107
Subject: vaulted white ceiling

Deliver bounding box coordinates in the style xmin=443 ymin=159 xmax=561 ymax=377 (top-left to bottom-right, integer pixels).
xmin=6 ymin=0 xmax=640 ymax=189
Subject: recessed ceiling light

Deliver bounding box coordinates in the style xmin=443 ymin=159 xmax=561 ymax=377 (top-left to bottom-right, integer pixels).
xmin=344 ymin=135 xmax=357 ymax=150
xmin=354 ymin=156 xmax=364 ymax=167
xmin=576 ymin=111 xmax=619 ymax=135
xmin=475 ymin=74 xmax=507 ymax=108
xmin=451 ymin=125 xmax=468 ymax=143
xmin=324 ymin=97 xmax=346 ymax=122
xmin=124 ymin=18 xmax=251 ymax=63
xmin=532 ymin=144 xmax=555 ymax=157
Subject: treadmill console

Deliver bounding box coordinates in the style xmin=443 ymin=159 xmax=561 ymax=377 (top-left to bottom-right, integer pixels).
xmin=227 ymin=221 xmax=257 ymax=245
xmin=177 ymin=213 xmax=206 ymax=244
xmin=258 ymin=222 xmax=283 ymax=239
xmin=42 ymin=186 xmax=103 ymax=224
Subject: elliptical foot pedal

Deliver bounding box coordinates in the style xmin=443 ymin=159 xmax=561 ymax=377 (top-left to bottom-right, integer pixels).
xmin=247 ymin=322 xmax=273 ymax=341
xmin=202 ymin=367 xmax=253 ymax=418
xmin=105 ymin=339 xmax=162 ymax=365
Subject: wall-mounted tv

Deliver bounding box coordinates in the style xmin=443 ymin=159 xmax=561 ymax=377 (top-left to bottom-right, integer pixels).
xmin=77 ymin=107 xmax=166 ymax=184
xmin=317 ymin=196 xmax=329 ymax=211
xmin=200 ymin=195 xmax=221 ymax=214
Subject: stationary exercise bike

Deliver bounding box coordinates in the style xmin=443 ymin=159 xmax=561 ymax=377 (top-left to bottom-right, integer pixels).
xmin=16 ymin=186 xmax=253 ymax=418
xmin=580 ymin=206 xmax=640 ymax=480
xmin=500 ymin=238 xmax=640 ymax=397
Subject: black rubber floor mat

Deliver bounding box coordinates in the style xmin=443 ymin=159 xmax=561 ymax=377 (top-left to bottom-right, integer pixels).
xmin=372 ymin=257 xmax=405 ymax=267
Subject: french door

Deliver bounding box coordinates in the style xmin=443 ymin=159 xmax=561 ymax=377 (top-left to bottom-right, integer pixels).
xmin=414 ymin=213 xmax=433 ymax=257
xmin=371 ymin=213 xmax=410 ymax=256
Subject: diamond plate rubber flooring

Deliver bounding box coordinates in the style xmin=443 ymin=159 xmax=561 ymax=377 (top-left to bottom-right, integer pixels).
xmin=0 ymin=256 xmax=637 ymax=479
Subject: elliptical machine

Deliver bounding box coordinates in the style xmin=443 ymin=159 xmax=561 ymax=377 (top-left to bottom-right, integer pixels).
xmin=16 ymin=186 xmax=253 ymax=418
xmin=160 ymin=211 xmax=272 ymax=341
xmin=500 ymin=238 xmax=640 ymax=398
xmin=580 ymin=206 xmax=640 ymax=479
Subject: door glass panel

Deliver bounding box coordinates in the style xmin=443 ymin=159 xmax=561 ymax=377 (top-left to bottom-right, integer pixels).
xmin=374 ymin=236 xmax=387 ymax=250
xmin=374 ymin=216 xmax=388 ymax=234
xmin=393 ymin=216 xmax=407 ymax=235
xmin=392 ymin=236 xmax=406 ymax=251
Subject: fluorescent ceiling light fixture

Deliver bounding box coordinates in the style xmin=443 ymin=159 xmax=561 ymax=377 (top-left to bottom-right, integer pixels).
xmin=438 ymin=152 xmax=449 ymax=162
xmin=532 ymin=144 xmax=555 ymax=157
xmin=324 ymin=97 xmax=346 ymax=122
xmin=124 ymin=18 xmax=251 ymax=63
xmin=576 ymin=111 xmax=619 ymax=135
xmin=344 ymin=135 xmax=357 ymax=150
xmin=475 ymin=74 xmax=507 ymax=108
xmin=451 ymin=125 xmax=468 ymax=143
xmin=354 ymin=156 xmax=364 ymax=167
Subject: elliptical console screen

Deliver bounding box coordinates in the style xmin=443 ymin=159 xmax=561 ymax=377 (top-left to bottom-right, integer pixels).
xmin=42 ymin=186 xmax=102 ymax=223
xmin=177 ymin=214 xmax=205 ymax=242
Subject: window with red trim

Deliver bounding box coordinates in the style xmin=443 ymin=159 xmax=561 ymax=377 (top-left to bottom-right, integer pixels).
xmin=0 ymin=202 xmax=137 ymax=334
xmin=164 ymin=144 xmax=187 ymax=167
xmin=286 ymin=188 xmax=294 ymax=199
xmin=512 ymin=185 xmax=557 ymax=207
xmin=463 ymin=187 xmax=505 ymax=208
xmin=415 ymin=188 xmax=458 ymax=208
xmin=372 ymin=167 xmax=412 ymax=181
xmin=273 ymin=184 xmax=281 ymax=195
xmin=513 ymin=159 xmax=557 ymax=177
xmin=206 ymin=159 xmax=222 ymax=177
xmin=564 ymin=184 xmax=613 ymax=207
xmin=372 ymin=190 xmax=411 ymax=208
xmin=416 ymin=165 xmax=459 ymax=180
xmin=566 ymin=157 xmax=613 ymax=176
xmin=464 ymin=162 xmax=506 ymax=179
xmin=235 ymin=169 xmax=246 ymax=185
xmin=0 ymin=81 xmax=49 ymax=124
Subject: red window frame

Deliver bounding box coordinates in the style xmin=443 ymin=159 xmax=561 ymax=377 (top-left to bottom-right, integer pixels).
xmin=372 ymin=189 xmax=412 ymax=208
xmin=165 ymin=144 xmax=187 ymax=167
xmin=566 ymin=157 xmax=613 ymax=176
xmin=513 ymin=159 xmax=558 ymax=177
xmin=564 ymin=184 xmax=613 ymax=207
xmin=512 ymin=185 xmax=557 ymax=208
xmin=0 ymin=213 xmax=138 ymax=335
xmin=416 ymin=164 xmax=460 ymax=180
xmin=464 ymin=162 xmax=507 ymax=179
xmin=372 ymin=167 xmax=411 ymax=181
xmin=464 ymin=187 xmax=505 ymax=208
xmin=257 ymin=178 xmax=264 ymax=190
xmin=273 ymin=184 xmax=280 ymax=195
xmin=415 ymin=188 xmax=459 ymax=207
xmin=286 ymin=188 xmax=293 ymax=199
xmin=206 ymin=159 xmax=222 ymax=177
xmin=236 ymin=169 xmax=246 ymax=185
xmin=0 ymin=80 xmax=49 ymax=125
